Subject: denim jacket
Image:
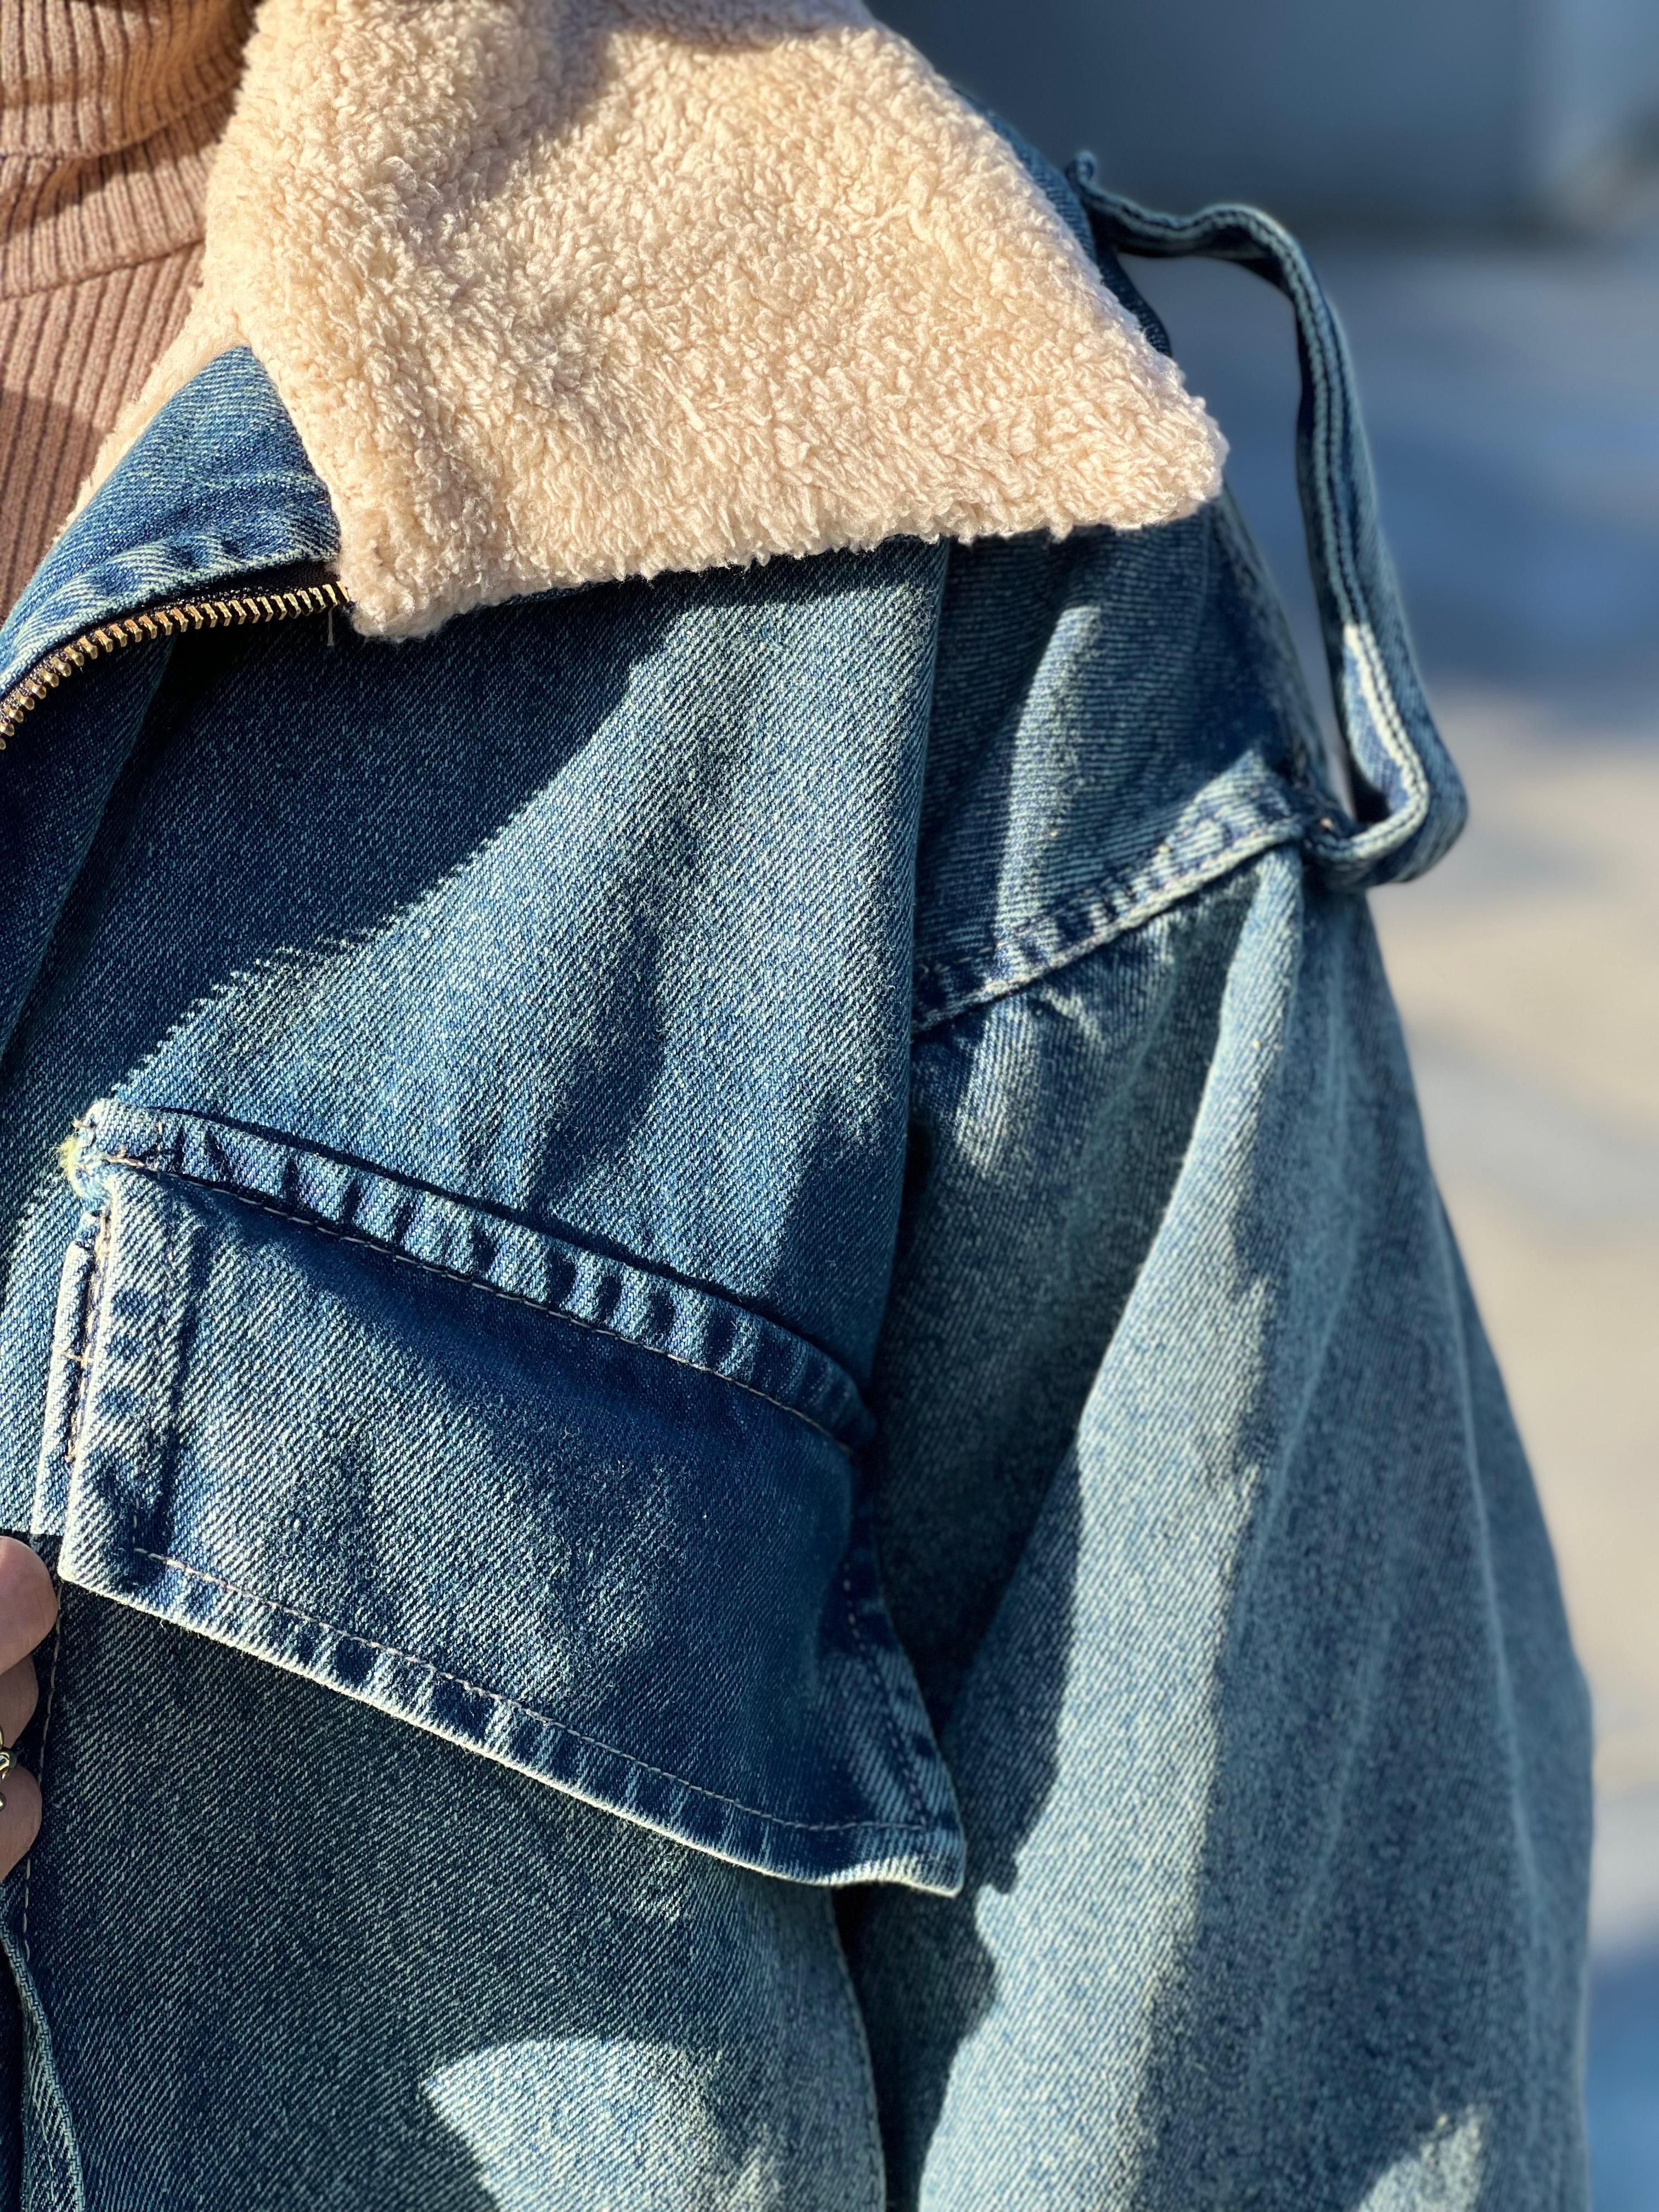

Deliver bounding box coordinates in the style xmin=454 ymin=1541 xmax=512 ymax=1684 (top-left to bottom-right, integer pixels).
xmin=0 ymin=6 xmax=1590 ymax=2208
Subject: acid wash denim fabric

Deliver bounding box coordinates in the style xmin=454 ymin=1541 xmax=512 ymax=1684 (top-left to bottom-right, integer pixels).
xmin=0 ymin=143 xmax=1590 ymax=2212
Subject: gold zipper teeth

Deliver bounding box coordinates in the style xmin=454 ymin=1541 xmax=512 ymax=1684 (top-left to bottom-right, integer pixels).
xmin=0 ymin=579 xmax=349 ymax=749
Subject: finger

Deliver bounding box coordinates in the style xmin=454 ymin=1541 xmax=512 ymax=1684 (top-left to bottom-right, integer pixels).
xmin=0 ymin=1766 xmax=41 ymax=1880
xmin=0 ymin=1658 xmax=39 ymax=1750
xmin=0 ymin=1539 xmax=56 ymax=1673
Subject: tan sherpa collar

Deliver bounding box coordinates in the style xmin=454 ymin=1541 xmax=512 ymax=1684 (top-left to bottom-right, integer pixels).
xmin=89 ymin=0 xmax=1224 ymax=639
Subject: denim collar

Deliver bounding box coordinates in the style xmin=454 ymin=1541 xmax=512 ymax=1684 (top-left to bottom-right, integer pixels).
xmin=0 ymin=347 xmax=337 ymax=721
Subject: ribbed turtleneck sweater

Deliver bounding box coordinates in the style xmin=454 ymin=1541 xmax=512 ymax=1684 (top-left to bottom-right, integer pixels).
xmin=0 ymin=0 xmax=255 ymax=620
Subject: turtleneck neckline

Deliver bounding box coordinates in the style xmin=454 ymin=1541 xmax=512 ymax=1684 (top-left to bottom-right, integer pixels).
xmin=1 ymin=0 xmax=255 ymax=299
xmin=0 ymin=1 xmax=255 ymax=615
xmin=0 ymin=0 xmax=255 ymax=160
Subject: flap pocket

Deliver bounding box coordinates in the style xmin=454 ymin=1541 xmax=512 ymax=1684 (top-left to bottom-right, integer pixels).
xmin=39 ymin=1106 xmax=962 ymax=1894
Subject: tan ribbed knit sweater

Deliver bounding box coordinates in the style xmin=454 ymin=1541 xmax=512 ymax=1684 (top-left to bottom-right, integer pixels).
xmin=0 ymin=0 xmax=253 ymax=619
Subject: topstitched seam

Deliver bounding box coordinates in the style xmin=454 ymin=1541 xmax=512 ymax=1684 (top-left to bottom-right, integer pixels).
xmin=839 ymin=1550 xmax=928 ymax=1830
xmin=18 ymin=1599 xmax=63 ymax=1967
xmin=60 ymin=1212 xmax=110 ymax=1470
xmin=128 ymin=1544 xmax=936 ymax=1842
xmin=88 ymin=1141 xmax=860 ymax=1455
xmin=911 ymin=812 xmax=1302 ymax=1035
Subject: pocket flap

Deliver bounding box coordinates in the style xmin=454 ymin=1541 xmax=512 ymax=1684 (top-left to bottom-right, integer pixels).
xmin=41 ymin=1109 xmax=962 ymax=1894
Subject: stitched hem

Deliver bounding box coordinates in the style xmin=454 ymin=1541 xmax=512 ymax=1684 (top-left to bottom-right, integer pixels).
xmin=137 ymin=1544 xmax=924 ymax=1839
xmin=60 ymin=1533 xmax=963 ymax=1893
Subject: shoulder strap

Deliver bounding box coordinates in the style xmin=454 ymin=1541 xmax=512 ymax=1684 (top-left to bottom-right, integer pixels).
xmin=1071 ymin=165 xmax=1467 ymax=889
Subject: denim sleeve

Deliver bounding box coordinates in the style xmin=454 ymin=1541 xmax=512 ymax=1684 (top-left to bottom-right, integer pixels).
xmin=845 ymin=848 xmax=1593 ymax=2211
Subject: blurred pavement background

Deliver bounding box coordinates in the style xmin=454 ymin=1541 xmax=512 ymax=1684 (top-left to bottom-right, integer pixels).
xmin=879 ymin=5 xmax=1659 ymax=2202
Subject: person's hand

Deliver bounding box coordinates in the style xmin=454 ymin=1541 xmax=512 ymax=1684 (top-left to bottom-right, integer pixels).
xmin=0 ymin=1539 xmax=57 ymax=1875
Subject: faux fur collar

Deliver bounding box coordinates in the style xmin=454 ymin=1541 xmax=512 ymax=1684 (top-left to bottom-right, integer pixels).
xmin=89 ymin=0 xmax=1224 ymax=639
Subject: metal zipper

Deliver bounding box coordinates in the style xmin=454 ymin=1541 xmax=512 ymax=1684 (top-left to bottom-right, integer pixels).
xmin=0 ymin=574 xmax=349 ymax=751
